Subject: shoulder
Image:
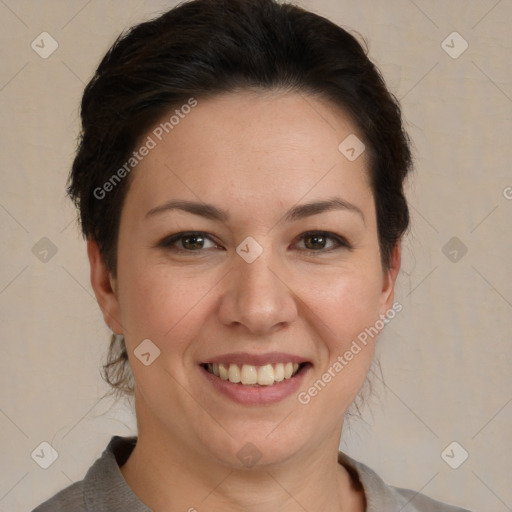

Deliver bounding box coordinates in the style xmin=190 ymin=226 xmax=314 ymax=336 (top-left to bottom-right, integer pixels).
xmin=31 ymin=436 xmax=146 ymax=512
xmin=338 ymin=451 xmax=473 ymax=512
xmin=394 ymin=486 xmax=473 ymax=512
xmin=32 ymin=481 xmax=85 ymax=512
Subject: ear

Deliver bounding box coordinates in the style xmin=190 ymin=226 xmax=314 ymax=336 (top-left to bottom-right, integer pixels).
xmin=87 ymin=238 xmax=124 ymax=334
xmin=380 ymin=241 xmax=401 ymax=313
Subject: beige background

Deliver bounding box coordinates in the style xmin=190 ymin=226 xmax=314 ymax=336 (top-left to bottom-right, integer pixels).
xmin=0 ymin=1 xmax=510 ymax=510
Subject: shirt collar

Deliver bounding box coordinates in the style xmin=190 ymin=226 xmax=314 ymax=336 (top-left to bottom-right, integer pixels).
xmin=83 ymin=436 xmax=151 ymax=511
xmin=83 ymin=435 xmax=413 ymax=512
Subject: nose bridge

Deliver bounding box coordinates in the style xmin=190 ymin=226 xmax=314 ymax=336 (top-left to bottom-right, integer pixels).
xmin=238 ymin=249 xmax=279 ymax=297
xmin=220 ymin=242 xmax=297 ymax=333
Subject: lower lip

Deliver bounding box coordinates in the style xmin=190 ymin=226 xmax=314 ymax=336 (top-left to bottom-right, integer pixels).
xmin=199 ymin=364 xmax=311 ymax=405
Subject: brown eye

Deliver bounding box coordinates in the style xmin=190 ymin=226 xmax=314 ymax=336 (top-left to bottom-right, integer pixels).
xmin=181 ymin=234 xmax=206 ymax=250
xmin=158 ymin=232 xmax=219 ymax=252
xmin=296 ymin=231 xmax=350 ymax=252
xmin=303 ymin=233 xmax=328 ymax=250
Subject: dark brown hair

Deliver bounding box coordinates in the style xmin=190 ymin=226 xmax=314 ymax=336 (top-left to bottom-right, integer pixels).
xmin=68 ymin=0 xmax=412 ymax=395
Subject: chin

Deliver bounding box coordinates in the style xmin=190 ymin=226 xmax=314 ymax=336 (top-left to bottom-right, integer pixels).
xmin=192 ymin=416 xmax=313 ymax=470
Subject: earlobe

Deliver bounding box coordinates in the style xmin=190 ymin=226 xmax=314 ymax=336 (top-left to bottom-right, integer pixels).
xmin=87 ymin=238 xmax=123 ymax=334
xmin=381 ymin=242 xmax=401 ymax=312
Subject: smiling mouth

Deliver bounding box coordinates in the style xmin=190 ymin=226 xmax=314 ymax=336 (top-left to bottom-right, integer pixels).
xmin=201 ymin=362 xmax=308 ymax=386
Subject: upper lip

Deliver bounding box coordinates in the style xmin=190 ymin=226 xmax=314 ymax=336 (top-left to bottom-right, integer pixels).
xmin=201 ymin=352 xmax=310 ymax=366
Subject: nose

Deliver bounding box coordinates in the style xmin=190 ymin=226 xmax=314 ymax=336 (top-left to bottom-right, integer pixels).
xmin=217 ymin=248 xmax=298 ymax=335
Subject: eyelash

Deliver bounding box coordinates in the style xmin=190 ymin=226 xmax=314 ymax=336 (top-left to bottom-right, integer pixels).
xmin=157 ymin=231 xmax=351 ymax=255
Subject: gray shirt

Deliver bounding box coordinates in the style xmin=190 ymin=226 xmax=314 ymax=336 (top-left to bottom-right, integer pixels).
xmin=32 ymin=436 xmax=471 ymax=512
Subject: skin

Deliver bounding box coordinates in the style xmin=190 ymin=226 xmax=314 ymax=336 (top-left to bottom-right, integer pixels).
xmin=88 ymin=89 xmax=400 ymax=512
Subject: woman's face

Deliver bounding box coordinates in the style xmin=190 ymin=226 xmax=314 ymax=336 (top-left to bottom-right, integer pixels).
xmin=91 ymin=90 xmax=399 ymax=467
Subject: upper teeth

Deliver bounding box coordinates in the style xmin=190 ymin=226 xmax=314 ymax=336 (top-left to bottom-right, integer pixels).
xmin=207 ymin=362 xmax=300 ymax=386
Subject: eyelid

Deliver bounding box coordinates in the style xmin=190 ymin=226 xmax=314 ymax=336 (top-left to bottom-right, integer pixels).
xmin=294 ymin=230 xmax=351 ymax=252
xmin=157 ymin=231 xmax=222 ymax=252
xmin=157 ymin=230 xmax=351 ymax=253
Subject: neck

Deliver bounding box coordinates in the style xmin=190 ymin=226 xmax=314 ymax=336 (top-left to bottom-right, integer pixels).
xmin=120 ymin=412 xmax=365 ymax=511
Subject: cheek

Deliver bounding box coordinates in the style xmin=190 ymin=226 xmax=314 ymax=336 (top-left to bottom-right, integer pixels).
xmin=115 ymin=232 xmax=385 ymax=361
xmin=118 ymin=258 xmax=384 ymax=335
xmin=116 ymin=260 xmax=219 ymax=347
xmin=300 ymin=265 xmax=384 ymax=343
xmin=293 ymin=270 xmax=384 ymax=414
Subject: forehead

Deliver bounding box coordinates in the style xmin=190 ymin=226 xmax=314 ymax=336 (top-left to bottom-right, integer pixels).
xmin=125 ymin=90 xmax=373 ymax=222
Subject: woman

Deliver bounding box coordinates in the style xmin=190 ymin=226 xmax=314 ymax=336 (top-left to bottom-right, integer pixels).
xmin=33 ymin=0 xmax=471 ymax=510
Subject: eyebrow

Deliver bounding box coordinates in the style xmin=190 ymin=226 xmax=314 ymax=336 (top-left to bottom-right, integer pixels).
xmin=145 ymin=197 xmax=365 ymax=224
